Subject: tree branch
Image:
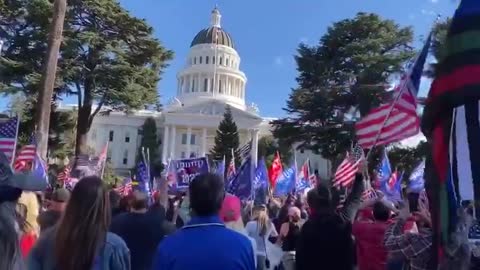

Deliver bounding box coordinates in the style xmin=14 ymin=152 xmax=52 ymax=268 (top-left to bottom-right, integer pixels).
xmin=88 ymin=92 xmax=107 ymax=127
xmin=75 ymin=81 xmax=83 ymax=107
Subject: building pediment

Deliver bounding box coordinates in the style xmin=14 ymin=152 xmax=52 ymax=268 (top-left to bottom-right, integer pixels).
xmin=166 ymin=100 xmax=262 ymax=121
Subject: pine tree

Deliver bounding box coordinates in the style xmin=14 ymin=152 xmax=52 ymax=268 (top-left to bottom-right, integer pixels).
xmin=210 ymin=106 xmax=240 ymax=172
xmin=137 ymin=117 xmax=163 ymax=176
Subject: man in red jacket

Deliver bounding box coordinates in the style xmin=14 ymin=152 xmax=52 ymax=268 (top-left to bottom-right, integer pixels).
xmin=353 ymin=201 xmax=391 ymax=270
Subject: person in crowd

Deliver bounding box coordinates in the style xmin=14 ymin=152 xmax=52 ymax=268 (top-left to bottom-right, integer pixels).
xmin=220 ymin=194 xmax=258 ymax=268
xmin=246 ymin=205 xmax=279 ymax=270
xmin=152 ymin=173 xmax=255 ymax=270
xmin=28 ymin=176 xmax=130 ymax=270
xmin=117 ymin=193 xmax=134 ymax=214
xmin=18 ymin=191 xmax=41 ymax=257
xmin=109 ymin=189 xmax=122 ymax=217
xmin=383 ymin=201 xmax=432 ymax=270
xmin=111 ymin=190 xmax=172 ymax=270
xmin=148 ymin=190 xmax=166 ymax=220
xmin=0 ymin=152 xmax=47 ymax=270
xmin=166 ymin=194 xmax=184 ymax=228
xmin=277 ymin=206 xmax=304 ymax=270
xmin=296 ymin=169 xmax=364 ymax=270
xmin=37 ymin=188 xmax=70 ymax=232
xmin=352 ymin=200 xmax=392 ymax=270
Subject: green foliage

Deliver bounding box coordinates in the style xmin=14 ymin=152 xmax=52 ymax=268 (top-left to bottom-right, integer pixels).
xmin=388 ymin=141 xmax=428 ymax=176
xmin=426 ymin=18 xmax=451 ymax=78
xmin=257 ymin=135 xmax=292 ymax=168
xmin=210 ymin=106 xmax=240 ymax=172
xmin=101 ymin=160 xmax=118 ymax=186
xmin=272 ymin=13 xmax=415 ymax=161
xmin=137 ymin=117 xmax=163 ymax=176
xmin=0 ymin=0 xmax=173 ymax=155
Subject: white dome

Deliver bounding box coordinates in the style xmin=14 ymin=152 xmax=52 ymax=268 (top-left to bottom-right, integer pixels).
xmin=174 ymin=7 xmax=247 ymax=111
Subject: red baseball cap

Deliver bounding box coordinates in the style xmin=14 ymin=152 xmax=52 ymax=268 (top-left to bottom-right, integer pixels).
xmin=220 ymin=194 xmax=241 ymax=222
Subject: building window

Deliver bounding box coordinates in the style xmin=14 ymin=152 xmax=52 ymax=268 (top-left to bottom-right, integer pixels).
xmin=206 ymin=56 xmax=209 ymax=64
xmin=219 ymin=57 xmax=223 ymax=65
xmin=181 ymin=151 xmax=186 ymax=159
xmin=210 ymin=78 xmax=214 ymax=92
xmin=123 ymin=149 xmax=128 ymax=165
xmin=191 ymin=78 xmax=195 ymax=92
xmin=190 ymin=134 xmax=196 ymax=145
xmin=213 ymin=56 xmax=215 ymax=64
xmin=199 ymin=56 xmax=202 ymax=64
xmin=190 ymin=152 xmax=196 ymax=158
xmin=181 ymin=134 xmax=187 ymax=145
xmin=194 ymin=57 xmax=197 ymax=64
xmin=109 ymin=130 xmax=114 ymax=142
xmin=203 ymin=78 xmax=208 ymax=92
xmin=125 ymin=132 xmax=130 ymax=143
xmin=219 ymin=80 xmax=223 ymax=93
xmin=226 ymin=58 xmax=229 ymax=66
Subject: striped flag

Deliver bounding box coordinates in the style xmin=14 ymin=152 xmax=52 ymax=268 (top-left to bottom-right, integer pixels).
xmin=355 ymin=34 xmax=431 ymax=149
xmin=238 ymin=139 xmax=252 ymax=162
xmin=0 ymin=117 xmax=19 ymax=163
xmin=14 ymin=135 xmax=36 ymax=171
xmin=362 ymin=187 xmax=378 ymax=201
xmin=333 ymin=144 xmax=364 ymax=187
xmin=57 ymin=165 xmax=71 ymax=183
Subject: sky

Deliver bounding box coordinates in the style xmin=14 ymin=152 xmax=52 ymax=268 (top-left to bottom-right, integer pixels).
xmin=0 ymin=0 xmax=457 ymax=118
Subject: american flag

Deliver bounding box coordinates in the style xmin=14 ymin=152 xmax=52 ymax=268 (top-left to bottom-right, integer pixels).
xmin=333 ymin=144 xmax=364 ymax=187
xmin=114 ymin=181 xmax=133 ymax=196
xmin=238 ymin=139 xmax=252 ymax=162
xmin=57 ymin=165 xmax=71 ymax=183
xmin=355 ymin=34 xmax=431 ymax=149
xmin=0 ymin=117 xmax=19 ymax=163
xmin=14 ymin=135 xmax=36 ymax=171
xmin=362 ymin=187 xmax=378 ymax=201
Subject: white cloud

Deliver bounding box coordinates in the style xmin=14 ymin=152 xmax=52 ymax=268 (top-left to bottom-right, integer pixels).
xmin=273 ymin=56 xmax=284 ymax=66
xmin=299 ymin=37 xmax=309 ymax=44
xmin=421 ymin=9 xmax=436 ymax=16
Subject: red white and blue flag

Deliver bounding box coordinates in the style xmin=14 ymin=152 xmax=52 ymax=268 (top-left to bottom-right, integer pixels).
xmin=355 ymin=34 xmax=431 ymax=149
xmin=0 ymin=117 xmax=18 ymax=164
xmin=296 ymin=160 xmax=311 ymax=192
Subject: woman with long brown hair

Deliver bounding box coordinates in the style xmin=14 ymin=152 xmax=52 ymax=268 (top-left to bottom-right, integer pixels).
xmin=28 ymin=176 xmax=130 ymax=270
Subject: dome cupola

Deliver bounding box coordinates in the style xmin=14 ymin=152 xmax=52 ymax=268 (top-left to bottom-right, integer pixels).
xmin=190 ymin=7 xmax=234 ymax=48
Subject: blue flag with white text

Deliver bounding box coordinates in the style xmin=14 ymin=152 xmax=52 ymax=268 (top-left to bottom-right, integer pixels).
xmin=274 ymin=164 xmax=296 ymax=197
xmin=253 ymin=158 xmax=268 ymax=205
xmin=408 ymin=160 xmax=425 ymax=193
xmin=227 ymin=157 xmax=253 ymax=200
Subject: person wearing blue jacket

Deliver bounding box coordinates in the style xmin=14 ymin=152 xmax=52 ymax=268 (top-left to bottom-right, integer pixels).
xmin=152 ymin=173 xmax=255 ymax=270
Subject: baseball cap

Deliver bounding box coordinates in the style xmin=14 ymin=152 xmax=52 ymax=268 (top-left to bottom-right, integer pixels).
xmin=220 ymin=194 xmax=241 ymax=222
xmin=52 ymin=188 xmax=70 ymax=203
xmin=0 ymin=152 xmax=47 ymax=191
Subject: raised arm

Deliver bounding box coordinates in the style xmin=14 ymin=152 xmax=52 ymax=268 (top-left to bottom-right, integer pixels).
xmin=338 ymin=173 xmax=364 ymax=222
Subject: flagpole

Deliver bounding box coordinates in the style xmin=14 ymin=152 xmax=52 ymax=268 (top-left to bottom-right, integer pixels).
xmin=10 ymin=115 xmax=21 ymax=168
xmin=100 ymin=139 xmax=109 ymax=179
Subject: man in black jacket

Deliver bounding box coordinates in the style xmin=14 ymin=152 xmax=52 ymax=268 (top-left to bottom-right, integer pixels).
xmin=296 ymin=172 xmax=364 ymax=270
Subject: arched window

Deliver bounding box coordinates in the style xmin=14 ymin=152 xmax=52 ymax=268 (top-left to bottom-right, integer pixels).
xmin=203 ymin=78 xmax=208 ymax=92
xmin=213 ymin=56 xmax=216 ymax=64
xmin=206 ymin=56 xmax=209 ymax=64
xmin=219 ymin=57 xmax=223 ymax=65
xmin=226 ymin=58 xmax=229 ymax=67
xmin=199 ymin=56 xmax=202 ymax=64
xmin=219 ymin=79 xmax=223 ymax=93
xmin=191 ymin=78 xmax=195 ymax=92
xmin=194 ymin=57 xmax=197 ymax=64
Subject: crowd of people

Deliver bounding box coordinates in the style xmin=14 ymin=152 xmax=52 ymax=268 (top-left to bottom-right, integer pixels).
xmin=0 ymin=158 xmax=475 ymax=270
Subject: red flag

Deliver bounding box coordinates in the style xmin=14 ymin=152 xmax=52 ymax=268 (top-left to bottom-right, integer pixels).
xmin=268 ymin=152 xmax=283 ymax=188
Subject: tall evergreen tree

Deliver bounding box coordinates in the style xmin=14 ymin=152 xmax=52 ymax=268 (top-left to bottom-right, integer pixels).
xmin=0 ymin=0 xmax=173 ymax=158
xmin=210 ymin=106 xmax=240 ymax=172
xmin=137 ymin=117 xmax=163 ymax=176
xmin=272 ymin=13 xmax=415 ymax=163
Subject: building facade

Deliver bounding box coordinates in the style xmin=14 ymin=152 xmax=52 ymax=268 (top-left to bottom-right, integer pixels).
xmin=59 ymin=8 xmax=331 ymax=179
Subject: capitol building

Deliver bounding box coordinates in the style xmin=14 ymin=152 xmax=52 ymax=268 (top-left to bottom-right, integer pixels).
xmin=60 ymin=8 xmax=331 ymax=179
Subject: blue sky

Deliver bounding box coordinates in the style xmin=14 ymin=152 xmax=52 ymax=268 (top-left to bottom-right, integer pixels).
xmin=0 ymin=0 xmax=457 ymax=117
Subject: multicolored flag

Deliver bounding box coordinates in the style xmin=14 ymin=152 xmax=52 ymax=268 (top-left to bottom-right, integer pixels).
xmin=296 ymin=159 xmax=311 ymax=192
xmin=333 ymin=144 xmax=364 ymax=188
xmin=0 ymin=117 xmax=19 ymax=164
xmin=14 ymin=134 xmax=36 ymax=171
xmin=355 ymin=33 xmax=431 ymax=149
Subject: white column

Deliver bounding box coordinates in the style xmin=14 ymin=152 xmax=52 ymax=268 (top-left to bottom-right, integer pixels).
xmin=170 ymin=125 xmax=176 ymax=159
xmin=201 ymin=128 xmax=207 ymax=157
xmin=189 ymin=76 xmax=193 ymax=93
xmin=186 ymin=127 xmax=192 ymax=158
xmin=161 ymin=125 xmax=170 ymax=164
xmin=251 ymin=129 xmax=259 ymax=167
xmin=207 ymin=76 xmax=211 ymax=93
